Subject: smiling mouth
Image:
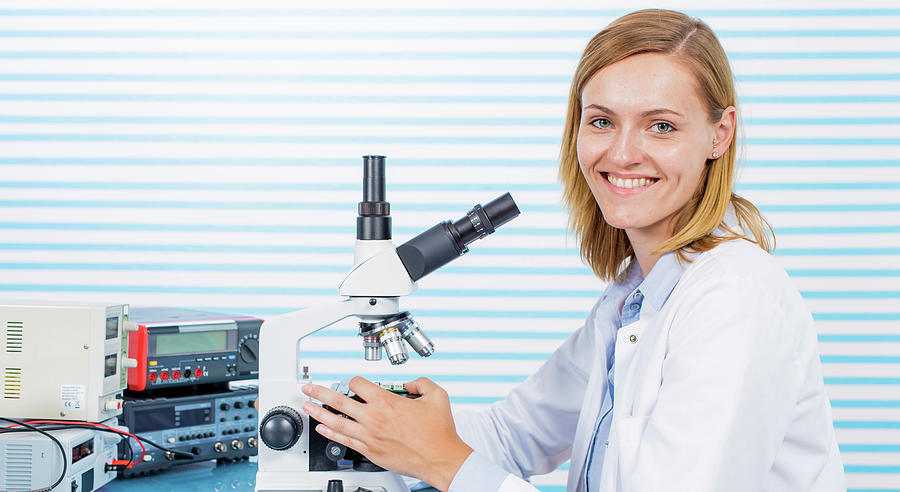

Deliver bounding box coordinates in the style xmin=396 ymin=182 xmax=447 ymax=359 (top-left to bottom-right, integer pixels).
xmin=601 ymin=172 xmax=659 ymax=189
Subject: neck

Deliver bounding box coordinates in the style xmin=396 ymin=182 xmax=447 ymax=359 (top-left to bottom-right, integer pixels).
xmin=626 ymin=221 xmax=673 ymax=278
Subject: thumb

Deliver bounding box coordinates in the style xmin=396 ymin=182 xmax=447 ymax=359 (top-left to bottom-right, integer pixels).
xmin=404 ymin=377 xmax=442 ymax=397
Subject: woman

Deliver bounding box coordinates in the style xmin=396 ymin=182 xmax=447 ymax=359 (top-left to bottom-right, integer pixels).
xmin=300 ymin=9 xmax=846 ymax=491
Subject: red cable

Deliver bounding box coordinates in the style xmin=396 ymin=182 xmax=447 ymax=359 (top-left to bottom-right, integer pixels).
xmin=4 ymin=419 xmax=146 ymax=468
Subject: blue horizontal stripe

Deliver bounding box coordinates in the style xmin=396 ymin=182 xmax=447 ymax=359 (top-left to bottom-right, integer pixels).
xmin=1 ymin=51 xmax=899 ymax=61
xmin=842 ymin=444 xmax=900 ymax=452
xmin=449 ymin=396 xmax=502 ymax=405
xmin=826 ymin=377 xmax=900 ymax=385
xmin=1 ymin=29 xmax=898 ymax=39
xmin=7 ymin=260 xmax=899 ymax=279
xmin=802 ymin=291 xmax=900 ymax=299
xmin=820 ymin=335 xmax=900 ymax=342
xmin=0 ymin=199 xmax=565 ymax=212
xmin=5 ymin=180 xmax=900 ymax=192
xmin=216 ymin=307 xmax=589 ymax=319
xmin=0 ymin=94 xmax=567 ymax=103
xmin=0 ymin=157 xmax=555 ymax=167
xmin=0 ymin=157 xmax=897 ymax=168
xmin=0 ymin=9 xmax=898 ymax=17
xmin=0 ymin=181 xmax=560 ymax=192
xmin=0 ymin=221 xmax=897 ymax=238
xmin=0 ymin=242 xmax=897 ymax=258
xmin=303 ymin=351 xmax=551 ymax=360
xmin=0 ymin=115 xmax=565 ymax=126
xmin=831 ymin=400 xmax=900 ymax=408
xmin=816 ymin=313 xmax=900 ymax=321
xmin=0 ymin=134 xmax=563 ymax=145
xmin=845 ymin=465 xmax=900 ymax=474
xmin=2 ymin=133 xmax=897 ymax=145
xmin=1 ymin=73 xmax=899 ymax=84
xmin=834 ymin=421 xmax=900 ymax=429
xmin=8 ymin=115 xmax=900 ymax=127
xmin=822 ymin=355 xmax=900 ymax=364
xmin=744 ymin=160 xmax=900 ymax=168
xmin=3 ymin=94 xmax=900 ymax=104
xmin=794 ymin=268 xmax=900 ymax=276
xmin=0 ymin=243 xmax=576 ymax=255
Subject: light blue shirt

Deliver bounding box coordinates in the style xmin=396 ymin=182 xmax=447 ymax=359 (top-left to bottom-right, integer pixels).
xmin=450 ymin=252 xmax=686 ymax=491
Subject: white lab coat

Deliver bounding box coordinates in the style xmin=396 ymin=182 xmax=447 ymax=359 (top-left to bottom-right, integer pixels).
xmin=454 ymin=238 xmax=845 ymax=491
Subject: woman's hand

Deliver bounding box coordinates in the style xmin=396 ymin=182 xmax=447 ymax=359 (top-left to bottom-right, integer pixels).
xmin=301 ymin=376 xmax=473 ymax=492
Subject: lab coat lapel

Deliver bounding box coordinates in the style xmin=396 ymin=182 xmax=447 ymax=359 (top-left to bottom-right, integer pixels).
xmin=567 ymin=328 xmax=614 ymax=492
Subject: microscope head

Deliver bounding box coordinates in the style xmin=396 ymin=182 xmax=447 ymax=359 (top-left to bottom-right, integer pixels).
xmin=342 ymin=155 xmax=520 ymax=364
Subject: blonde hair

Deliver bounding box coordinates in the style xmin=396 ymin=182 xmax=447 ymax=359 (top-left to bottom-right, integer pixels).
xmin=560 ymin=9 xmax=774 ymax=281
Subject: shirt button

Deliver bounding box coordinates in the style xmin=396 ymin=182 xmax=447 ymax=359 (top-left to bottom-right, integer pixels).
xmin=630 ymin=304 xmax=640 ymax=311
xmin=629 ymin=334 xmax=637 ymax=343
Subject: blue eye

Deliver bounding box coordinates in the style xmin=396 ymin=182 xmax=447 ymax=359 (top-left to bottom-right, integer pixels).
xmin=653 ymin=122 xmax=674 ymax=133
xmin=591 ymin=118 xmax=611 ymax=129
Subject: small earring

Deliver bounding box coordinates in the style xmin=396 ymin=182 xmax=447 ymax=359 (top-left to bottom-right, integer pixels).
xmin=712 ymin=138 xmax=719 ymax=159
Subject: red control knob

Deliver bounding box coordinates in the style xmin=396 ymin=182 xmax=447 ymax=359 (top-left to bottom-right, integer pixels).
xmin=195 ymin=368 xmax=203 ymax=378
xmin=148 ymin=373 xmax=157 ymax=382
xmin=161 ymin=371 xmax=169 ymax=380
xmin=172 ymin=370 xmax=181 ymax=379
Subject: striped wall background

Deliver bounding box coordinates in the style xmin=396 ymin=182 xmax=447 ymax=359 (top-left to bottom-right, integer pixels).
xmin=0 ymin=1 xmax=898 ymax=490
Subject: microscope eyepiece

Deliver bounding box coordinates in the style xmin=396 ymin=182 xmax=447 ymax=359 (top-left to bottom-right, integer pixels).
xmin=396 ymin=192 xmax=520 ymax=281
xmin=357 ymin=155 xmax=391 ymax=240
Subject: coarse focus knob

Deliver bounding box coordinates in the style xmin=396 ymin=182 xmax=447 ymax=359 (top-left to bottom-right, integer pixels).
xmin=259 ymin=406 xmax=303 ymax=451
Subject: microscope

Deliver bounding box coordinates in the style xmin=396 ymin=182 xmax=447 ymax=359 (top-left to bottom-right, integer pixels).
xmin=256 ymin=156 xmax=520 ymax=492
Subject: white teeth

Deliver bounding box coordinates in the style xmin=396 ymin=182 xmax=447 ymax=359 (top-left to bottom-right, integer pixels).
xmin=605 ymin=174 xmax=656 ymax=189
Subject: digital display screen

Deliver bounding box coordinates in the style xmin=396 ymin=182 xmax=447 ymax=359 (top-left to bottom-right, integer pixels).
xmin=133 ymin=408 xmax=174 ymax=433
xmin=153 ymin=331 xmax=227 ymax=356
xmin=71 ymin=438 xmax=94 ymax=464
xmin=132 ymin=403 xmax=211 ymax=433
xmin=105 ymin=316 xmax=118 ymax=340
xmin=104 ymin=354 xmax=117 ymax=377
xmin=175 ymin=402 xmax=211 ymax=427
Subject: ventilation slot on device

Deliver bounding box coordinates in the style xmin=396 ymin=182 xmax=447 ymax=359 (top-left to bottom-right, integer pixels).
xmin=2 ymin=443 xmax=34 ymax=490
xmin=3 ymin=367 xmax=22 ymax=399
xmin=5 ymin=321 xmax=23 ymax=352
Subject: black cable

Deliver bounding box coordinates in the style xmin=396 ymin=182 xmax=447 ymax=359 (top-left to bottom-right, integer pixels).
xmin=0 ymin=417 xmax=66 ymax=492
xmin=0 ymin=422 xmax=193 ymax=460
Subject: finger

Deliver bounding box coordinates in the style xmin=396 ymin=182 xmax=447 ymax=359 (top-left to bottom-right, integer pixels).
xmin=313 ymin=422 xmax=369 ymax=457
xmin=404 ymin=377 xmax=441 ymax=396
xmin=302 ymin=383 xmax=365 ymax=417
xmin=301 ymin=400 xmax=368 ymax=443
xmin=253 ymin=398 xmax=259 ymax=410
xmin=347 ymin=376 xmax=391 ymax=403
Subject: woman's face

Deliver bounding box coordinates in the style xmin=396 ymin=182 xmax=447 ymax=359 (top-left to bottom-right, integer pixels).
xmin=576 ymin=52 xmax=729 ymax=241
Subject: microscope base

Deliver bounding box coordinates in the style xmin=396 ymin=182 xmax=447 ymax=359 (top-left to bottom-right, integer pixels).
xmin=256 ymin=470 xmax=411 ymax=492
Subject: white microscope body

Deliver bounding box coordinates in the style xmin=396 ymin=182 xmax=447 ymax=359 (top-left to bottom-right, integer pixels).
xmin=255 ymin=156 xmax=519 ymax=492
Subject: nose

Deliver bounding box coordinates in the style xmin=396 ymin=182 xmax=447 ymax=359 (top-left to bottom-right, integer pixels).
xmin=607 ymin=129 xmax=642 ymax=168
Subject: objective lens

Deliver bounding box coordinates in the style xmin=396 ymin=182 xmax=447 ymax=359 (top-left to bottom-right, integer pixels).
xmin=378 ymin=327 xmax=408 ymax=365
xmin=400 ymin=318 xmax=434 ymax=357
xmin=363 ymin=335 xmax=382 ymax=361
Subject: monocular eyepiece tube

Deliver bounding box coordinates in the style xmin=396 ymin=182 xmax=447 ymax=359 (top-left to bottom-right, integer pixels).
xmin=357 ymin=155 xmax=391 ymax=240
xmin=396 ymin=193 xmax=520 ymax=281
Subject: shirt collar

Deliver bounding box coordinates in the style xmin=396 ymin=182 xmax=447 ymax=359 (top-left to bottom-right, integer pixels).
xmin=635 ymin=251 xmax=687 ymax=312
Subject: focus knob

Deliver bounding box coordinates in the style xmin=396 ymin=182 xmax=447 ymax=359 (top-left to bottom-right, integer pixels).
xmin=259 ymin=406 xmax=303 ymax=451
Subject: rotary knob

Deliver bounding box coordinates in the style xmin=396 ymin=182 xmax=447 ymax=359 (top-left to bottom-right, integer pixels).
xmin=259 ymin=406 xmax=303 ymax=451
xmin=239 ymin=337 xmax=259 ymax=364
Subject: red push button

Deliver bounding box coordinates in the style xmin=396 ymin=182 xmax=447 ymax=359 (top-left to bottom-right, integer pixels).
xmin=161 ymin=371 xmax=169 ymax=380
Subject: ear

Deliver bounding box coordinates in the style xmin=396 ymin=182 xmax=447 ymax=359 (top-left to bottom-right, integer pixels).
xmin=710 ymin=106 xmax=736 ymax=160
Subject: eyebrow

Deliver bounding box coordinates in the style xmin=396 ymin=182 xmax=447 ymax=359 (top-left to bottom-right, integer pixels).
xmin=583 ymin=104 xmax=685 ymax=119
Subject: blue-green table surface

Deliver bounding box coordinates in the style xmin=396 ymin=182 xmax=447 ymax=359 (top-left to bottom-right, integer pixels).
xmin=98 ymin=460 xmax=439 ymax=492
